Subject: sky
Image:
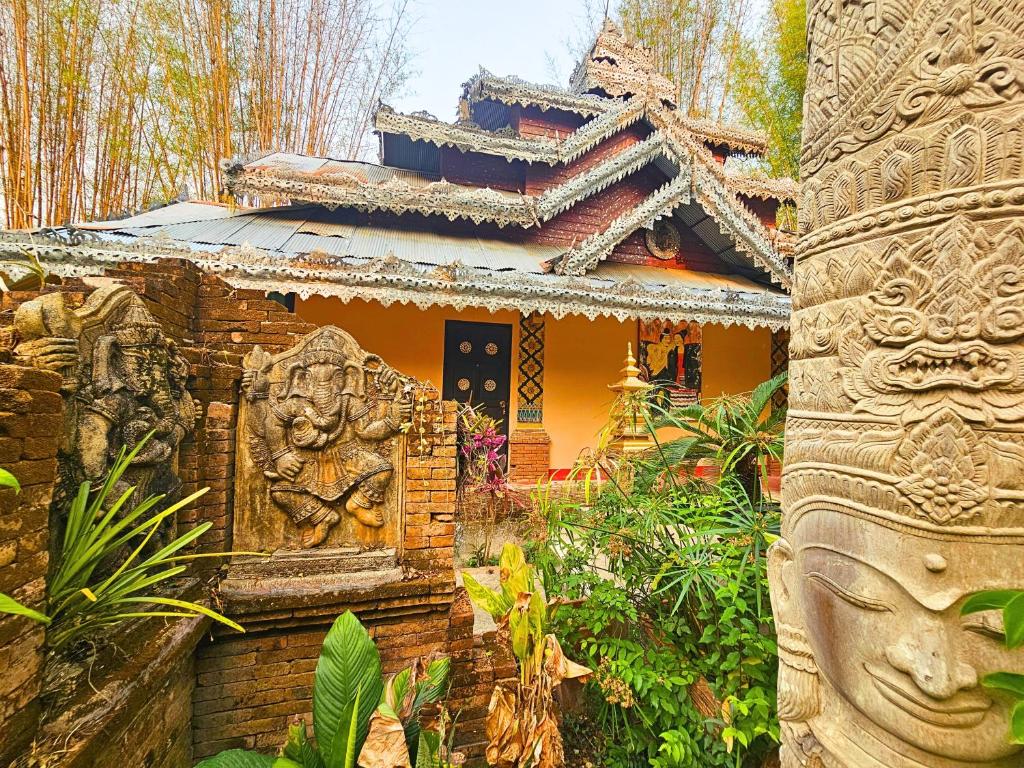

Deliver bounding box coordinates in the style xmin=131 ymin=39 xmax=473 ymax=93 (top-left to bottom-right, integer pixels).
xmin=390 ymin=0 xmax=601 ymax=120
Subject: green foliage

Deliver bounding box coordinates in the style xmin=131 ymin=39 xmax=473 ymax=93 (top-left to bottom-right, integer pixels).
xmin=0 ymin=439 xmax=242 ymax=651
xmin=539 ymin=379 xmax=784 ymax=767
xmin=314 ymin=611 xmax=383 ymax=768
xmin=730 ymin=0 xmax=807 ymax=180
xmin=0 ymin=467 xmax=20 ymax=492
xmin=197 ymin=611 xmax=451 ymax=768
xmin=650 ymin=372 xmax=787 ymax=502
xmin=963 ymin=589 xmax=1024 ymax=743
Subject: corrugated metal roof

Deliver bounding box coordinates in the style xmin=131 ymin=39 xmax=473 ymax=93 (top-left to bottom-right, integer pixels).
xmin=103 ymin=205 xmax=557 ymax=274
xmin=79 ymin=201 xmax=236 ymax=230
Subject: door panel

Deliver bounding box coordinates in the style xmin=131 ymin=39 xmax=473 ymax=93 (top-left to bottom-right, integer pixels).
xmin=442 ymin=320 xmax=513 ymax=437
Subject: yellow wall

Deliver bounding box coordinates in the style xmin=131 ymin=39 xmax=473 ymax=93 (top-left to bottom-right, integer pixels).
xmin=294 ymin=297 xmax=773 ymax=470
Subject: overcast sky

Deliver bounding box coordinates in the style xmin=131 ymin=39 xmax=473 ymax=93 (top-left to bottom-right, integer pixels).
xmin=390 ymin=0 xmax=601 ymax=120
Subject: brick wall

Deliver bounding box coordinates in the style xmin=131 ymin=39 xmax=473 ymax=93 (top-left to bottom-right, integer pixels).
xmin=0 ymin=363 xmax=61 ymax=766
xmin=0 ymin=259 xmax=471 ymax=768
xmin=446 ymin=589 xmax=517 ymax=765
xmin=508 ymin=428 xmax=551 ymax=483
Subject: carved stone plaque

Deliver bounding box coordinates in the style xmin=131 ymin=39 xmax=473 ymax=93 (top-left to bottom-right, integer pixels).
xmin=774 ymin=0 xmax=1024 ymax=765
xmin=14 ymin=284 xmax=196 ymax=545
xmin=234 ymin=326 xmax=414 ymax=557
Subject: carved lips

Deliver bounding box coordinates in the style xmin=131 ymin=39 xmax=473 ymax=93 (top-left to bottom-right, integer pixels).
xmin=865 ymin=664 xmax=992 ymax=729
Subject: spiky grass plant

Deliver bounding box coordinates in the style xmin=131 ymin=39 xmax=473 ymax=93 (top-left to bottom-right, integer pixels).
xmin=0 ymin=436 xmax=243 ymax=651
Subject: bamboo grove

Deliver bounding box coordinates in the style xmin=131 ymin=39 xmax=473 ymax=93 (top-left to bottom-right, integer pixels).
xmin=0 ymin=0 xmax=412 ymax=228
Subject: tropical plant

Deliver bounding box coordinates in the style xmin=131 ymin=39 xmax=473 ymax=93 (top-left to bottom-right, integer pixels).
xmin=650 ymin=372 xmax=787 ymax=501
xmin=196 ymin=610 xmax=454 ymax=768
xmin=533 ymin=379 xmax=785 ymax=767
xmin=0 ymin=438 xmax=243 ymax=651
xmin=962 ymin=590 xmax=1024 ymax=744
xmin=456 ymin=403 xmax=519 ymax=564
xmin=463 ymin=543 xmax=591 ymax=768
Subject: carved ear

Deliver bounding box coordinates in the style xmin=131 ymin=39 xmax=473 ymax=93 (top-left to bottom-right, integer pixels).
xmin=91 ymin=336 xmax=120 ymax=393
xmin=768 ymin=537 xmax=796 ymax=622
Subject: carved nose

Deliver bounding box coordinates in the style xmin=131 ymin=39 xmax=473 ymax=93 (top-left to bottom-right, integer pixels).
xmin=885 ymin=625 xmax=978 ymax=699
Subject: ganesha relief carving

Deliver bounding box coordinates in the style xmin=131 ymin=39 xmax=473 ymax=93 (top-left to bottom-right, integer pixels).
xmin=235 ymin=326 xmax=414 ymax=553
xmin=777 ymin=0 xmax=1024 ymax=764
xmin=13 ymin=285 xmax=196 ymax=544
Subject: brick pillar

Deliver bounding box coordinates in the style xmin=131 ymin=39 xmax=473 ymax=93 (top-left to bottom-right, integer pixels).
xmin=507 ymin=428 xmax=551 ymax=483
xmin=0 ymin=364 xmax=62 ymax=766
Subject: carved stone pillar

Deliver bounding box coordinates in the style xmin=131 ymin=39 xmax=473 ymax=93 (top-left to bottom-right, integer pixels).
xmin=773 ymin=2 xmax=1024 ymax=766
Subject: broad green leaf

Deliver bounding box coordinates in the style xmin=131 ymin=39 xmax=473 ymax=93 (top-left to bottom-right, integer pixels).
xmin=282 ymin=719 xmax=324 ymax=768
xmin=0 ymin=468 xmax=20 ymax=493
xmin=461 ymin=571 xmax=510 ymax=620
xmin=314 ymin=612 xmax=383 ymax=768
xmin=194 ymin=749 xmax=293 ymax=767
xmin=1006 ymin=592 xmax=1024 ymax=648
xmin=498 ymin=543 xmax=531 ymax=603
xmin=961 ymin=590 xmax=1019 ymax=615
xmin=982 ymin=672 xmax=1024 ymax=698
xmin=0 ymin=593 xmax=51 ymax=624
xmin=1013 ymin=700 xmax=1024 ymax=745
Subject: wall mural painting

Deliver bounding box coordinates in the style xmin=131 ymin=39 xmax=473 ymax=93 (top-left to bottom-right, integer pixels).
xmin=236 ymin=326 xmax=414 ymax=555
xmin=637 ymin=320 xmax=702 ymax=407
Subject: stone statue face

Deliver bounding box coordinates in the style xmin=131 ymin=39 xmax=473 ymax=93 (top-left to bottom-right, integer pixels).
xmin=777 ymin=508 xmax=1023 ymax=763
xmin=119 ymin=344 xmax=167 ymax=396
xmin=288 ymin=361 xmax=349 ymax=416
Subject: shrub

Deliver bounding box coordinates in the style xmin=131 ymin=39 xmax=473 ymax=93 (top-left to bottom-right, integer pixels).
xmin=535 ymin=381 xmax=784 ymax=767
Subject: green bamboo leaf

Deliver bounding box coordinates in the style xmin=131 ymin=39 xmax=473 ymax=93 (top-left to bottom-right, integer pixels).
xmin=118 ymin=596 xmax=243 ymax=633
xmin=313 ymin=612 xmax=382 ymax=768
xmin=0 ymin=592 xmax=51 ymax=624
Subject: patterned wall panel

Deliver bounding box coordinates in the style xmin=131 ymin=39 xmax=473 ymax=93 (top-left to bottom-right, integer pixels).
xmin=516 ymin=313 xmax=545 ymax=423
xmin=771 ymin=328 xmax=789 ymax=412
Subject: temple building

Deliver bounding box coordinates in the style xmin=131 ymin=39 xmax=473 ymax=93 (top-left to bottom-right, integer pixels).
xmin=16 ymin=22 xmax=794 ymax=478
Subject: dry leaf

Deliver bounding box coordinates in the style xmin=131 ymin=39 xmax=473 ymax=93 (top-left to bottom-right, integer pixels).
xmin=544 ymin=634 xmax=592 ymax=684
xmin=485 ymin=685 xmax=524 ymax=768
xmin=358 ymin=708 xmax=412 ymax=768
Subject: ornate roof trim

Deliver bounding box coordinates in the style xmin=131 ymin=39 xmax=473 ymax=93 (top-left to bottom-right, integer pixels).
xmin=466 ymin=72 xmax=613 ymax=117
xmin=374 ymin=105 xmax=560 ymax=164
xmin=226 ymin=166 xmax=538 ymax=228
xmin=555 ymin=169 xmax=693 ymax=276
xmin=0 ymin=232 xmax=790 ymax=331
xmin=726 ymin=174 xmax=800 ymax=202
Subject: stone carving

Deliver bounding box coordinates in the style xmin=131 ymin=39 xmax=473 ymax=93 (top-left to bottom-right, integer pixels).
xmin=237 ymin=326 xmax=413 ymax=551
xmin=13 ymin=285 xmax=196 ymax=541
xmin=775 ymin=0 xmax=1024 ymax=764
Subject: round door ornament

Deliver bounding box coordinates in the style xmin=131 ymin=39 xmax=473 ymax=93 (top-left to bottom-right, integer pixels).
xmin=459 ymin=341 xmax=472 ymax=354
xmin=485 ymin=342 xmax=499 ymax=355
xmin=484 ymin=379 xmax=497 ymax=392
xmin=457 ymin=378 xmax=471 ymax=391
xmin=645 ymin=219 xmax=681 ymax=260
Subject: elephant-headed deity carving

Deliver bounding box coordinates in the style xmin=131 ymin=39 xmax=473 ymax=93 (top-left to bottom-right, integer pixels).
xmin=13 ymin=285 xmax=197 ymax=537
xmin=240 ymin=326 xmax=414 ymax=549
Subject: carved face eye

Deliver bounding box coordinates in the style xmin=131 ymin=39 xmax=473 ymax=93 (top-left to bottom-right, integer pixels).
xmin=807 ymin=571 xmax=894 ymax=613
xmin=962 ymin=610 xmax=1005 ymax=642
xmin=864 ymin=308 xmax=925 ymax=345
xmin=981 ymin=302 xmax=1024 ymax=342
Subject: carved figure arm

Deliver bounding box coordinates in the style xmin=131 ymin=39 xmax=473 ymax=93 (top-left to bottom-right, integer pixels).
xmin=260 ymin=400 xmax=305 ymax=481
xmin=353 ymin=365 xmax=413 ymax=441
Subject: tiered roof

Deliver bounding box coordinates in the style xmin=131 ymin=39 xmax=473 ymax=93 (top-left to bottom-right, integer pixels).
xmin=2 ymin=21 xmax=795 ymax=330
